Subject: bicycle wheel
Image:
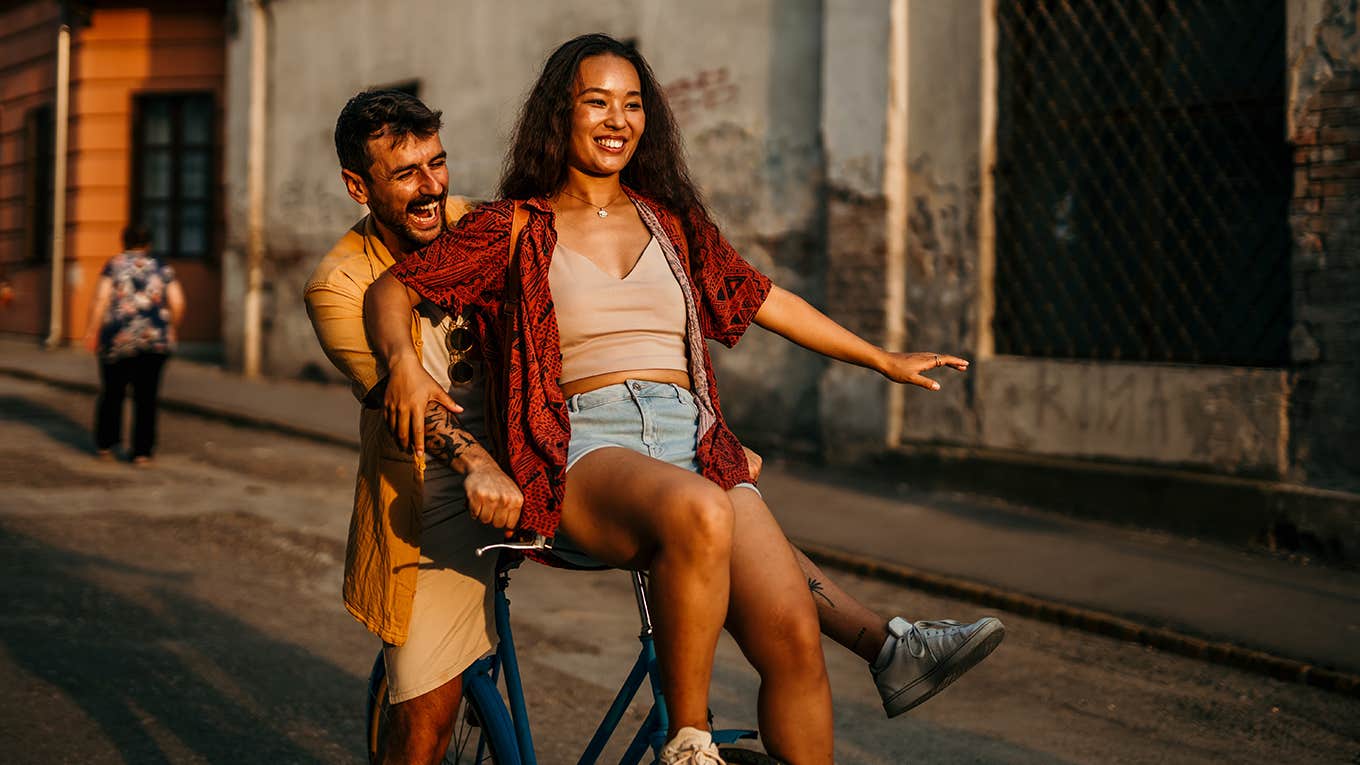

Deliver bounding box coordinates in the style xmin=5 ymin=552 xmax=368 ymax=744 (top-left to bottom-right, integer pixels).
xmin=447 ymin=670 xmax=520 ymax=764
xmin=718 ymin=747 xmax=783 ymax=765
xmin=365 ymin=652 xmax=520 ymax=764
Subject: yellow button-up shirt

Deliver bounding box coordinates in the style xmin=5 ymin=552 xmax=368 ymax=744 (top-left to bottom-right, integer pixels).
xmin=302 ymin=199 xmax=473 ymax=644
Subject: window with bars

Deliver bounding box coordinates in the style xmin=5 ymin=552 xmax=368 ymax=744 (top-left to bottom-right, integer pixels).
xmin=993 ymin=0 xmax=1291 ymax=366
xmin=131 ymin=93 xmax=215 ymax=259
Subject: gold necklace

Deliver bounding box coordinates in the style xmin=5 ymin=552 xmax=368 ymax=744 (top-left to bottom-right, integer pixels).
xmin=558 ymin=187 xmax=624 ymax=218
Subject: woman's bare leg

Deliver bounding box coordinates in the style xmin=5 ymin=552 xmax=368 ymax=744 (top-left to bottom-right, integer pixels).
xmin=558 ymin=447 xmax=734 ymax=738
xmin=724 ymin=489 xmax=833 ymax=765
xmin=794 ymin=547 xmax=890 ymax=663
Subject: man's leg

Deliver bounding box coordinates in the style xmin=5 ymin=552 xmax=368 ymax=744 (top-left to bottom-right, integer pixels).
xmin=380 ymin=675 xmax=461 ymax=765
xmin=794 ymin=547 xmax=890 ymax=663
xmin=790 ymin=532 xmax=1005 ymax=717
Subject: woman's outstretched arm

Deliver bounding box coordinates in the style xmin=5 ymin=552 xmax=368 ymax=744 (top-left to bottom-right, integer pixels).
xmin=364 ymin=271 xmax=462 ymax=453
xmin=752 ymin=284 xmax=968 ymax=391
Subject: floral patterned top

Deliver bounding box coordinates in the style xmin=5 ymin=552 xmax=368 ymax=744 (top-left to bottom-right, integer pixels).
xmin=98 ymin=251 xmax=177 ymax=361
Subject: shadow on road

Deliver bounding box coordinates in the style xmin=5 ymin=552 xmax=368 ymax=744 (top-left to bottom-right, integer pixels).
xmin=0 ymin=394 xmax=94 ymax=455
xmin=0 ymin=519 xmax=366 ymax=763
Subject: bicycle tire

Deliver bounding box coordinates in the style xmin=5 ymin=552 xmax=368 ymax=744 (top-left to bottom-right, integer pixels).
xmin=718 ymin=747 xmax=783 ymax=765
xmin=365 ymin=652 xmax=520 ymax=764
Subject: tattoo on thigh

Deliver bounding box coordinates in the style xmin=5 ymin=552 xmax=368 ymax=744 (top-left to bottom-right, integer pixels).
xmin=807 ymin=577 xmax=835 ymax=608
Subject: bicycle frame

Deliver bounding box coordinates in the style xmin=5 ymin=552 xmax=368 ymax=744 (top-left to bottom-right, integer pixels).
xmin=478 ymin=560 xmax=756 ymax=765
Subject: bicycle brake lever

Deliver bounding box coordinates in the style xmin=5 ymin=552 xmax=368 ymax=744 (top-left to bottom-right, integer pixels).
xmin=476 ymin=533 xmax=552 ymax=557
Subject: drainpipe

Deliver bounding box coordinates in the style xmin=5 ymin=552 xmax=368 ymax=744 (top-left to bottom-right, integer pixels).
xmin=883 ymin=0 xmax=908 ymax=445
xmin=45 ymin=17 xmax=71 ymax=348
xmin=242 ymin=0 xmax=268 ymax=377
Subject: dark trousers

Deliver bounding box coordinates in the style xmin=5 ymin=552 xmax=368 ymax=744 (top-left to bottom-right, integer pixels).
xmin=95 ymin=353 xmax=169 ymax=458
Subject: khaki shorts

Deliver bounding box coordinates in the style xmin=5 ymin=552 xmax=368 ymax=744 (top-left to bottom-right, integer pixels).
xmin=382 ymin=469 xmax=500 ymax=704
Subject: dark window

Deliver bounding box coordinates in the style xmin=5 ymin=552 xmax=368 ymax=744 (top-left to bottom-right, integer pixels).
xmin=131 ymin=93 xmax=215 ymax=259
xmin=994 ymin=0 xmax=1291 ymax=366
xmin=25 ymin=105 xmax=54 ymax=263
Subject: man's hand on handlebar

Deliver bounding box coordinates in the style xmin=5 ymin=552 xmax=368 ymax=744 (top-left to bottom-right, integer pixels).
xmin=464 ymin=458 xmax=524 ymax=533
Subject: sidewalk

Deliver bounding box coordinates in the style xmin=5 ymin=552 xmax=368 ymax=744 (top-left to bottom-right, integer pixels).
xmin=3 ymin=335 xmax=1358 ymax=693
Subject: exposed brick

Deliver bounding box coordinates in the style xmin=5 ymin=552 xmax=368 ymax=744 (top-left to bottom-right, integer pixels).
xmin=1320 ymin=126 xmax=1360 ymax=144
xmin=1321 ymin=181 xmax=1360 ymax=197
xmin=1294 ymin=169 xmax=1313 ymax=197
xmin=1292 ymin=198 xmax=1323 ymax=215
xmin=1319 ymin=73 xmax=1360 ymax=93
xmin=1294 ymin=147 xmax=1315 ymax=164
xmin=1295 ymin=128 xmax=1319 ymax=146
xmin=1318 ymin=90 xmax=1360 ymax=110
xmin=1309 ymin=162 xmax=1360 ymax=180
xmin=1321 ymin=146 xmax=1347 ymax=163
xmin=1320 ymin=108 xmax=1360 ymax=127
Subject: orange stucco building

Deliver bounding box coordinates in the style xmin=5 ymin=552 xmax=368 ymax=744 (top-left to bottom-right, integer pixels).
xmin=0 ymin=0 xmax=224 ymax=346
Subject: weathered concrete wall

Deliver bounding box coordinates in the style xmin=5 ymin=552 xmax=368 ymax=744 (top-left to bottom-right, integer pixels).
xmin=819 ymin=0 xmax=892 ymax=457
xmin=1286 ymin=0 xmax=1360 ymax=492
xmin=896 ymin=0 xmax=983 ymax=447
xmin=978 ymin=359 xmax=1290 ymax=476
xmin=223 ymin=0 xmax=826 ymax=443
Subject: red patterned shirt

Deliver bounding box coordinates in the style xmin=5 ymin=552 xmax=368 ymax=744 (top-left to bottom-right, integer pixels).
xmin=388 ymin=190 xmax=772 ymax=539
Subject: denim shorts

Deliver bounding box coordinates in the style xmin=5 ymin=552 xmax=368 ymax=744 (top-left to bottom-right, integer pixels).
xmin=552 ymin=379 xmax=756 ymax=567
xmin=565 ymin=379 xmax=703 ymax=473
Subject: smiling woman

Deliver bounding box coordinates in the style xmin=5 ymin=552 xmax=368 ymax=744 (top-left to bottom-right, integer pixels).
xmin=366 ymin=32 xmax=992 ymax=765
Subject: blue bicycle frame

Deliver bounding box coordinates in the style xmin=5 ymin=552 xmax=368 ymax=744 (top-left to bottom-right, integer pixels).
xmin=475 ymin=559 xmax=757 ymax=764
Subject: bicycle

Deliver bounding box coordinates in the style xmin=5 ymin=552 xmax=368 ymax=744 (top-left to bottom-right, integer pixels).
xmin=366 ymin=534 xmax=782 ymax=764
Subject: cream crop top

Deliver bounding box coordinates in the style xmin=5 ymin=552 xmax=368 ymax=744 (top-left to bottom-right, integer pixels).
xmin=548 ymin=236 xmax=688 ymax=384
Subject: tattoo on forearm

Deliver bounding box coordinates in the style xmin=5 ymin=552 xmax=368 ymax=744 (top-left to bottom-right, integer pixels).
xmin=425 ymin=403 xmax=476 ymax=469
xmin=852 ymin=627 xmax=868 ymax=653
xmin=807 ymin=578 xmax=835 ymax=608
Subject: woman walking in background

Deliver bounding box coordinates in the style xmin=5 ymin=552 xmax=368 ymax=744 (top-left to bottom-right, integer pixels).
xmin=84 ymin=224 xmax=185 ymax=464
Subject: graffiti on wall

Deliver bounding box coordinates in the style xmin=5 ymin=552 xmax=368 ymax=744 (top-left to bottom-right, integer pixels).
xmin=665 ymin=68 xmax=739 ymax=123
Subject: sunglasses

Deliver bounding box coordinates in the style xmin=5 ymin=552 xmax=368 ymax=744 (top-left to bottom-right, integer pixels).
xmin=445 ymin=314 xmax=476 ymax=386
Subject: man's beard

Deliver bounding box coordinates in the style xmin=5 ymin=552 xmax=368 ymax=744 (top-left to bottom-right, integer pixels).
xmin=372 ymin=193 xmax=445 ymax=252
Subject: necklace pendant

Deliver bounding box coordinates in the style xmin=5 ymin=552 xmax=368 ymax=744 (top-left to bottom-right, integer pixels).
xmin=597 ymin=208 xmax=609 ymax=218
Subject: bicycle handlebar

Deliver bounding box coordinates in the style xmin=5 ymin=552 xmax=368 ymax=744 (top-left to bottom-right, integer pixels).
xmin=476 ymin=533 xmax=552 ymax=557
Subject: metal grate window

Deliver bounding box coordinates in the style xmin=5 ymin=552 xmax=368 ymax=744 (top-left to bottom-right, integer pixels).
xmin=993 ymin=0 xmax=1291 ymax=366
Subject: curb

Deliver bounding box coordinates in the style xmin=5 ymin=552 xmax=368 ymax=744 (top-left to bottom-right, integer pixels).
xmin=6 ymin=364 xmax=1358 ymax=698
xmin=795 ymin=541 xmax=1360 ymax=698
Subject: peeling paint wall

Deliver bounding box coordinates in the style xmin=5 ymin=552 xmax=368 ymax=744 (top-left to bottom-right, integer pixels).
xmin=222 ymin=0 xmax=828 ymax=445
xmin=896 ymin=0 xmax=983 ymax=448
xmin=220 ymin=0 xmax=1360 ymax=494
xmin=820 ymin=0 xmax=893 ymax=458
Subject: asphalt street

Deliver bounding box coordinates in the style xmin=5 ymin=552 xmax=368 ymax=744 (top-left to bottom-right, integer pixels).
xmin=2 ymin=376 xmax=1357 ymax=764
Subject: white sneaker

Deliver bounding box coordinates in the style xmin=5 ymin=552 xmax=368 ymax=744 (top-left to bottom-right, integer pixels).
xmin=872 ymin=616 xmax=1005 ymax=717
xmin=658 ymin=726 xmax=726 ymax=765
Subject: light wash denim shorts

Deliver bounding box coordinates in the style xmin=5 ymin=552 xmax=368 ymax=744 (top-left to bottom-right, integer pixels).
xmin=565 ymin=379 xmax=703 ymax=473
xmin=551 ymin=379 xmax=756 ymax=567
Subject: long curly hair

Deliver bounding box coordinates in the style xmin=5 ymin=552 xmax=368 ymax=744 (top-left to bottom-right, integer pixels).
xmin=499 ymin=33 xmax=710 ymax=235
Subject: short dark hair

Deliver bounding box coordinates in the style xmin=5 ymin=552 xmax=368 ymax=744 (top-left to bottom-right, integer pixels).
xmin=334 ymin=89 xmax=443 ymax=179
xmin=122 ymin=224 xmax=151 ymax=250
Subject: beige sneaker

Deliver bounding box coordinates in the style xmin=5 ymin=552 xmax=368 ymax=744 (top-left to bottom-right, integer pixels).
xmin=658 ymin=726 xmax=726 ymax=765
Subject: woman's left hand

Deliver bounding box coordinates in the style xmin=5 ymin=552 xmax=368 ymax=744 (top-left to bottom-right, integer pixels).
xmin=877 ymin=352 xmax=969 ymax=391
